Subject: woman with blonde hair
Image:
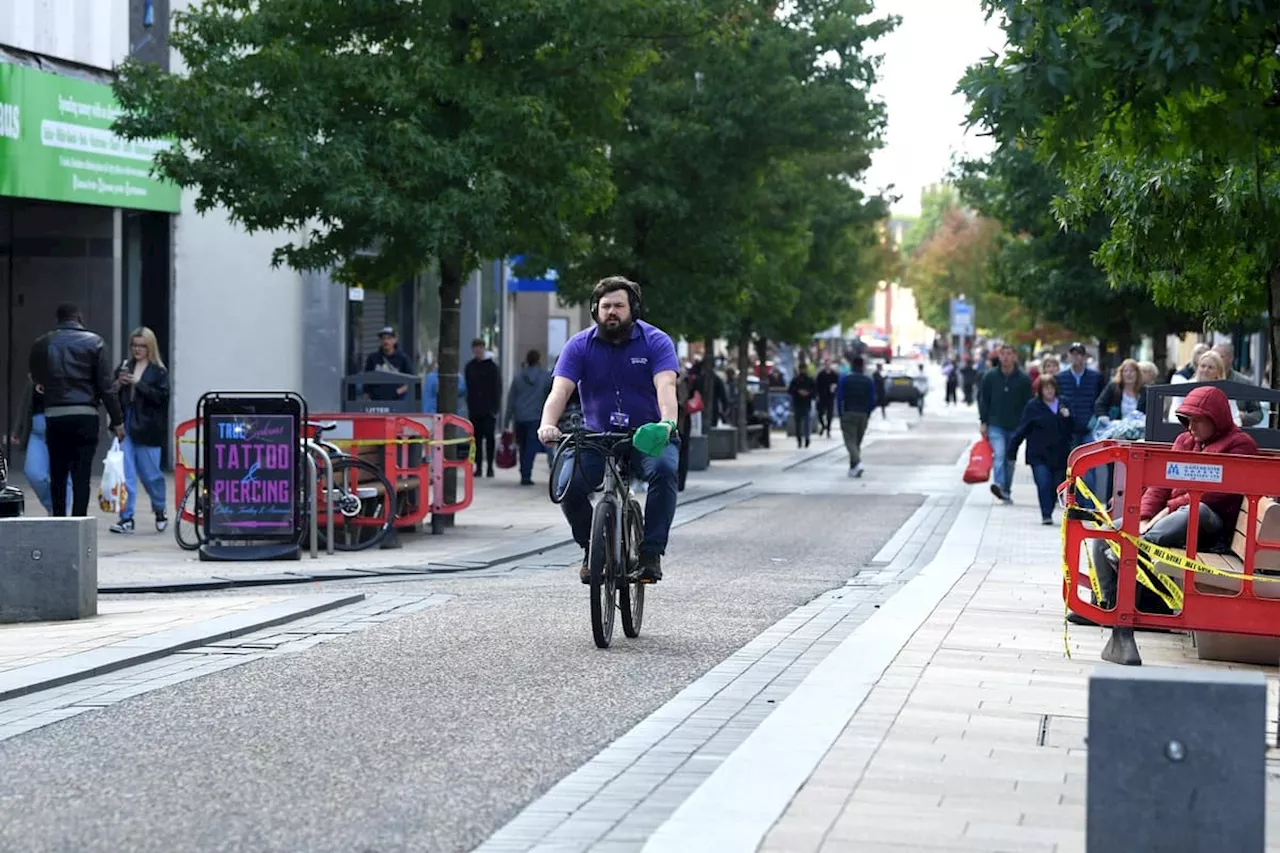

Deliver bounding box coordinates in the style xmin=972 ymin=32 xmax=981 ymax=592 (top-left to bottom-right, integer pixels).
xmin=1168 ymin=350 xmax=1244 ymax=426
xmin=1094 ymin=358 xmax=1147 ymax=421
xmin=109 ymin=327 xmax=171 ymax=534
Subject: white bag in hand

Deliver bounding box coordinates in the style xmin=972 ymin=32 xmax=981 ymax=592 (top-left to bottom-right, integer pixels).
xmin=98 ymin=438 xmax=128 ymax=513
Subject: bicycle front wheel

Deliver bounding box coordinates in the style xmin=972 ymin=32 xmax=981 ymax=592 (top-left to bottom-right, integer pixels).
xmin=619 ymin=498 xmax=645 ymax=638
xmin=588 ymin=496 xmax=619 ymax=649
xmin=316 ymin=457 xmax=396 ymax=552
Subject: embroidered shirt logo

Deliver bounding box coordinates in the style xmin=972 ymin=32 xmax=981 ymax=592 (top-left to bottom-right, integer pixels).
xmin=631 ymin=357 xmax=648 ymax=365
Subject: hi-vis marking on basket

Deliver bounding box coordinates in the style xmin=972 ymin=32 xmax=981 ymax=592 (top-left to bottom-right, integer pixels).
xmin=1165 ymin=461 xmax=1223 ymax=483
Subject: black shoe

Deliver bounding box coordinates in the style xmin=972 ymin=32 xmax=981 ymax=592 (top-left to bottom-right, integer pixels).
xmin=520 ymin=478 xmax=534 ymax=486
xmin=631 ymin=552 xmax=663 ymax=584
xmin=155 ymin=511 xmax=168 ymax=532
xmin=486 ymin=467 xmax=495 ymax=478
xmin=579 ymin=550 xmax=591 ymax=584
xmin=109 ymin=518 xmax=135 ymax=534
xmin=475 ymin=467 xmax=483 ymax=478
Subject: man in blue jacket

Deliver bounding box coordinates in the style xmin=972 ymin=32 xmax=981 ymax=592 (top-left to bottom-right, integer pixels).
xmin=837 ymin=355 xmax=876 ymax=478
xmin=1056 ymin=343 xmax=1104 ymax=448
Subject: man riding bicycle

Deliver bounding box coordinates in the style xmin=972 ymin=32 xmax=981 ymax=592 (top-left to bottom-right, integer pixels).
xmin=537 ymin=276 xmax=681 ymax=584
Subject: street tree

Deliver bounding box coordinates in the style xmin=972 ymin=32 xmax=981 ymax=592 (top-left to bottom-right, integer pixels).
xmin=959 ymin=0 xmax=1280 ymax=383
xmin=113 ymin=0 xmax=692 ymax=416
xmin=541 ymin=0 xmax=896 ymax=436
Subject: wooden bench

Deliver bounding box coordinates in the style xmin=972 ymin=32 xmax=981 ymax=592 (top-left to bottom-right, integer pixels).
xmin=1150 ymin=497 xmax=1280 ymax=663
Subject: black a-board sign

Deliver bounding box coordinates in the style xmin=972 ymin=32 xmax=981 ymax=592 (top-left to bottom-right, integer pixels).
xmin=196 ymin=392 xmax=306 ymax=562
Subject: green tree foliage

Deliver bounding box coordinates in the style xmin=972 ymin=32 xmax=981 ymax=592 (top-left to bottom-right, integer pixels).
xmin=953 ymin=145 xmax=1198 ymax=361
xmin=113 ymin=0 xmax=689 ymax=415
xmin=549 ymin=0 xmax=895 ymax=353
xmin=960 ymin=0 xmax=1280 ymax=382
xmin=901 ymin=184 xmax=960 ymax=256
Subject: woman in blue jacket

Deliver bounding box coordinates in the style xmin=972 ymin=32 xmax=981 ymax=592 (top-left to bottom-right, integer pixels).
xmin=1008 ymin=374 xmax=1075 ymax=525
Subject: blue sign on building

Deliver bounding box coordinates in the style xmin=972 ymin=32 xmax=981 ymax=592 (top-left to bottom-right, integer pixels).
xmin=506 ymin=256 xmax=559 ymax=293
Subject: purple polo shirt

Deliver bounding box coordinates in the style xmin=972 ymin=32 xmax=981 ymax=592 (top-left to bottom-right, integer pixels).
xmin=554 ymin=320 xmax=679 ymax=430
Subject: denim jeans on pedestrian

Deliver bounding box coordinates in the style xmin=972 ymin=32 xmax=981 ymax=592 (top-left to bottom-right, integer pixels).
xmin=121 ymin=436 xmax=166 ymax=521
xmin=794 ymin=405 xmax=811 ymax=445
xmin=559 ymin=440 xmax=679 ymax=556
xmin=986 ymin=426 xmax=1015 ymax=497
xmin=23 ymin=413 xmax=72 ymax=515
xmin=513 ymin=420 xmax=544 ymax=482
xmin=1030 ymin=463 xmax=1064 ymax=521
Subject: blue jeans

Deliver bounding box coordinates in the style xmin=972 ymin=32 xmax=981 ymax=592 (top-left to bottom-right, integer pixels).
xmin=514 ymin=420 xmax=544 ymax=482
xmin=1030 ymin=463 xmax=1064 ymax=520
xmin=794 ymin=403 xmax=811 ymax=444
xmin=987 ymin=426 xmax=1015 ymax=497
xmin=560 ymin=441 xmax=679 ymax=556
xmin=121 ymin=436 xmax=166 ymax=520
xmin=23 ymin=414 xmax=73 ymax=515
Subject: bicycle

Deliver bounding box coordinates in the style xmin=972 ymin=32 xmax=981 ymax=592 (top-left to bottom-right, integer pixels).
xmin=175 ymin=420 xmax=396 ymax=552
xmin=549 ymin=428 xmax=646 ymax=649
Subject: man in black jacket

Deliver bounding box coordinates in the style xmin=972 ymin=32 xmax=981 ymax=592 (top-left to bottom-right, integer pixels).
xmin=29 ymin=303 xmax=124 ymax=517
xmin=464 ymin=338 xmax=502 ymax=478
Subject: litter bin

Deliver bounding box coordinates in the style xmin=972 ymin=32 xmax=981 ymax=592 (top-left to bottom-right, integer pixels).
xmin=342 ymin=371 xmax=424 ymax=414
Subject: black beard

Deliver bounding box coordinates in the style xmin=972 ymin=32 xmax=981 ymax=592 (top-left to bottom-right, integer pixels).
xmin=598 ymin=318 xmax=633 ymax=343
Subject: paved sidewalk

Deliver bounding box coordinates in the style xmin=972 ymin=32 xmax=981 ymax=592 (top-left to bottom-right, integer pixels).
xmin=476 ymin=423 xmax=1280 ymax=853
xmin=9 ymin=413 xmax=913 ymax=591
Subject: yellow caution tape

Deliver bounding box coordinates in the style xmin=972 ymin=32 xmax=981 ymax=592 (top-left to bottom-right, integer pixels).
xmin=177 ymin=436 xmax=474 ymax=448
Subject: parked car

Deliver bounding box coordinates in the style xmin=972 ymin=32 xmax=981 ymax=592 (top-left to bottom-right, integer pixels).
xmin=883 ymin=367 xmax=923 ymax=407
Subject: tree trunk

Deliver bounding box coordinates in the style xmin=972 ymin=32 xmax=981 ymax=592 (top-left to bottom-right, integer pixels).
xmin=754 ymin=336 xmax=769 ymax=379
xmin=438 ymin=255 xmax=465 ymax=523
xmin=701 ymin=333 xmax=716 ymax=433
xmin=1115 ymin=332 xmax=1134 ymax=368
xmin=1095 ymin=338 xmax=1110 ymax=376
xmin=1268 ymin=265 xmax=1280 ymax=405
xmin=737 ymin=323 xmax=751 ymax=450
xmin=1152 ymin=334 xmax=1169 ymax=374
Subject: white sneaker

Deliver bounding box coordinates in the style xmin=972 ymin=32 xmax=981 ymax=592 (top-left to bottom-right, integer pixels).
xmin=847 ymin=463 xmax=864 ymax=478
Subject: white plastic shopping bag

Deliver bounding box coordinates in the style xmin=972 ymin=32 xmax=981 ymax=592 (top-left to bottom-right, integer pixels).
xmin=98 ymin=438 xmax=128 ymax=513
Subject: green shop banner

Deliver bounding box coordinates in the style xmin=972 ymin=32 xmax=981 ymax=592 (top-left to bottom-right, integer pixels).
xmin=0 ymin=62 xmax=180 ymax=213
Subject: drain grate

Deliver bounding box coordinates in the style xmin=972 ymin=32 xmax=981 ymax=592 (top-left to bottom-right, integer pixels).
xmin=1038 ymin=713 xmax=1088 ymax=749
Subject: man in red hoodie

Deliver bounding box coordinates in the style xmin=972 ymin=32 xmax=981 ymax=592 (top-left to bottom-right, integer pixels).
xmin=1083 ymin=386 xmax=1258 ymax=646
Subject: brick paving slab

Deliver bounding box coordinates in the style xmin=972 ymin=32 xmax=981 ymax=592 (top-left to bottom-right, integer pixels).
xmin=757 ymin=465 xmax=1280 ymax=853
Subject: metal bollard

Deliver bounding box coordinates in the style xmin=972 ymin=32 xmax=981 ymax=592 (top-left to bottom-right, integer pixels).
xmin=303 ymin=441 xmax=334 ymax=555
xmin=1087 ymin=666 xmax=1266 ymax=852
xmin=304 ymin=453 xmax=318 ymax=558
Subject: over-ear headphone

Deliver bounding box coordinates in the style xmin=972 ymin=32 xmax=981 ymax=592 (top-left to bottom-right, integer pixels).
xmin=590 ymin=278 xmax=644 ymax=323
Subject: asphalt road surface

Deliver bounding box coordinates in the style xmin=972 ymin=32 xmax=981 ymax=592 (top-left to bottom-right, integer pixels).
xmin=0 ymin=459 xmax=933 ymax=852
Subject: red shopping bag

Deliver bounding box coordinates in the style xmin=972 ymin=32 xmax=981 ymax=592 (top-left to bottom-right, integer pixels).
xmin=963 ymin=438 xmax=993 ymax=484
xmin=496 ymin=430 xmax=518 ymax=469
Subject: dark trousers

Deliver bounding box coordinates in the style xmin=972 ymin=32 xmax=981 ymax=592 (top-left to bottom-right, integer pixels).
xmin=1088 ymin=504 xmax=1224 ymax=607
xmin=945 ymin=382 xmax=958 ymax=404
xmin=512 ymin=421 xmax=544 ymax=482
xmin=1030 ymin=463 xmax=1065 ymax=521
xmin=794 ymin=406 xmax=811 ymax=446
xmin=46 ymin=414 xmax=99 ymax=517
xmin=561 ymin=442 xmax=680 ymax=555
xmin=816 ymin=398 xmax=835 ymax=435
xmin=472 ymin=413 xmax=496 ymax=471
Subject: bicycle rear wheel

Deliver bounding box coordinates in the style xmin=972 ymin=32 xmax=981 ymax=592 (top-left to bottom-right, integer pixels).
xmin=317 ymin=457 xmax=396 ymax=552
xmin=588 ymin=496 xmax=619 ymax=649
xmin=174 ymin=474 xmax=205 ymax=551
xmin=619 ymin=498 xmax=645 ymax=638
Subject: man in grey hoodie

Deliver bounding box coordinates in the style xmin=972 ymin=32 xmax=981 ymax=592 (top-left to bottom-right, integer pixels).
xmin=505 ymin=349 xmax=554 ymax=485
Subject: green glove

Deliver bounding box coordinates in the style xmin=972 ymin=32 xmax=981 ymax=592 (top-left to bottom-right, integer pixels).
xmin=633 ymin=420 xmax=676 ymax=458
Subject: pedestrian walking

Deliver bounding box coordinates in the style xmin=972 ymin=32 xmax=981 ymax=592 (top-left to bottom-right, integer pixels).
xmin=28 ymin=303 xmax=124 ymax=517
xmin=1007 ymin=375 xmax=1074 ymax=525
xmin=815 ymin=360 xmax=839 ymax=436
xmin=960 ymin=359 xmax=978 ymax=406
xmin=944 ymin=359 xmax=959 ymax=405
xmin=504 ymin=349 xmax=553 ymax=486
xmin=978 ymin=344 xmax=1032 ymax=504
xmin=109 ymin=327 xmax=171 ymax=534
xmin=10 ymin=377 xmax=72 ymax=514
xmin=912 ymin=364 xmax=929 ymax=416
xmin=871 ymin=363 xmax=888 ymax=419
xmin=837 ymin=355 xmax=876 ymax=478
xmin=788 ymin=363 xmax=815 ymax=448
xmin=465 ymin=338 xmax=502 ymax=478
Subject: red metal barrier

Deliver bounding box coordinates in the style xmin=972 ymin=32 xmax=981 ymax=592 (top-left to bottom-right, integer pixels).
xmin=1062 ymin=440 xmax=1280 ymax=637
xmin=173 ymin=413 xmax=475 ymax=531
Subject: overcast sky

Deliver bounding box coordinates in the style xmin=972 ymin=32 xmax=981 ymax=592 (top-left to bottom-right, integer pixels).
xmin=859 ymin=0 xmax=1007 ymax=218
